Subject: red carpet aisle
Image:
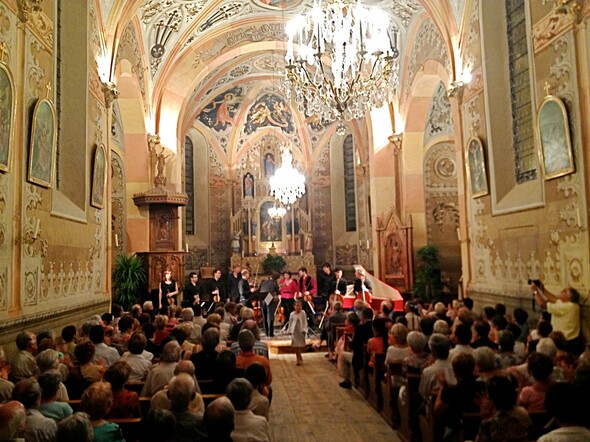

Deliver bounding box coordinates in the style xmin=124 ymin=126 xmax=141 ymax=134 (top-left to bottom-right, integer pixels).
xmin=268 ymin=352 xmax=402 ymax=441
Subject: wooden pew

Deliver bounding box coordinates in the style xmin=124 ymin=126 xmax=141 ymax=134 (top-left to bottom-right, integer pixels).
xmin=108 ymin=418 xmax=142 ymax=442
xmin=459 ymin=412 xmax=482 ymax=442
xmin=125 ymin=381 xmax=146 ymax=395
xmin=398 ymin=373 xmax=422 ymax=442
xmin=386 ymin=362 xmax=404 ymax=427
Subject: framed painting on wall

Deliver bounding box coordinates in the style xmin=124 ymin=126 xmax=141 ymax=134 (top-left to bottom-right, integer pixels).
xmin=465 ymin=136 xmax=489 ymax=198
xmin=536 ymin=94 xmax=575 ymax=180
xmin=28 ymin=97 xmax=57 ymax=188
xmin=0 ymin=61 xmax=15 ymax=172
xmin=91 ymin=143 xmax=107 ymax=208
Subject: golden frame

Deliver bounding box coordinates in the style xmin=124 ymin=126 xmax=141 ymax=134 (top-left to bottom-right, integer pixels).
xmin=465 ymin=136 xmax=489 ymax=198
xmin=27 ymin=98 xmax=57 ymax=188
xmin=0 ymin=62 xmax=15 ymax=172
xmin=91 ymin=143 xmax=107 ymax=209
xmin=536 ymin=94 xmax=575 ymax=180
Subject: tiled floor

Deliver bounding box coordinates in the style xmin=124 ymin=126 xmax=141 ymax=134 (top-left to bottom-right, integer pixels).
xmin=268 ymin=351 xmax=403 ymax=441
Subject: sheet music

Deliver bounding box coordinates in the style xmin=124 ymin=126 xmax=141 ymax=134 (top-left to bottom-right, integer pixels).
xmin=264 ymin=293 xmax=273 ymax=306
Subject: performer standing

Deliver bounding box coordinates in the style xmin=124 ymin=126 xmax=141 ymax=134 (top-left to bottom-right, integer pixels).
xmin=296 ymin=266 xmax=318 ymax=328
xmin=259 ymin=273 xmax=280 ymax=337
xmin=207 ymin=269 xmax=226 ymax=303
xmin=353 ymin=267 xmax=373 ymax=305
xmin=159 ymin=269 xmax=179 ymax=314
xmin=288 ymin=300 xmax=308 ymax=366
xmin=279 ymin=271 xmax=298 ymax=325
xmin=227 ymin=265 xmax=242 ymax=303
xmin=183 ymin=272 xmax=204 ymax=308
xmin=318 ymin=262 xmax=336 ymax=304
xmin=331 ymin=267 xmax=347 ymax=298
xmin=238 ymin=269 xmax=257 ymax=306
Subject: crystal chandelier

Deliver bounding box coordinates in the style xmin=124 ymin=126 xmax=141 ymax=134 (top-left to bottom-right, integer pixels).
xmin=268 ymin=205 xmax=287 ymax=219
xmin=269 ymin=144 xmax=305 ymax=206
xmin=282 ymin=0 xmax=399 ymax=122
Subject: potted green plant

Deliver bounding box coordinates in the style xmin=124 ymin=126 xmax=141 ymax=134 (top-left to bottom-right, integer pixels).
xmin=412 ymin=245 xmax=442 ymax=302
xmin=261 ymin=254 xmax=287 ymax=274
xmin=112 ymin=254 xmax=147 ymax=310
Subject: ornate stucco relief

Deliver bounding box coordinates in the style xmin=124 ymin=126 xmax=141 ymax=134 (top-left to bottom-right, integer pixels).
xmin=424 ymin=82 xmax=454 ymax=145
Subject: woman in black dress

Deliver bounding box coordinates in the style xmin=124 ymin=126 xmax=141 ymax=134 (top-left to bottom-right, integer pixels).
xmin=158 ymin=268 xmax=179 ymax=314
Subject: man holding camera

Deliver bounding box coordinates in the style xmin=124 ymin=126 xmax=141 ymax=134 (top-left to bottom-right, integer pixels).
xmin=530 ymin=280 xmax=583 ymax=355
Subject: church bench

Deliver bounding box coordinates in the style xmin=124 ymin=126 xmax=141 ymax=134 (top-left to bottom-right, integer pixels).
xmin=201 ymin=393 xmax=226 ymax=405
xmin=385 ymin=362 xmax=404 ymax=427
xmin=108 ymin=418 xmax=142 ymax=442
xmin=397 ymin=373 xmax=422 ymax=442
xmin=125 ymin=381 xmax=146 ymax=395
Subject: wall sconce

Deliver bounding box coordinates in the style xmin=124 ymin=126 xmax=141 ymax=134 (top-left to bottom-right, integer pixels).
xmin=102 ymin=81 xmax=119 ymax=109
xmin=542 ymin=0 xmax=582 ymax=23
xmin=388 ymin=132 xmax=403 ymax=154
xmin=447 ymin=80 xmax=466 ymax=101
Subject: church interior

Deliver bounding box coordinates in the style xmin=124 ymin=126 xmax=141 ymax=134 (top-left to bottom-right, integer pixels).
xmin=1 ymin=0 xmax=590 ymax=439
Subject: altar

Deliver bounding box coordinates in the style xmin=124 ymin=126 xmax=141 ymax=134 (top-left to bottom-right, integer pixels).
xmin=230 ymin=251 xmax=316 ymax=277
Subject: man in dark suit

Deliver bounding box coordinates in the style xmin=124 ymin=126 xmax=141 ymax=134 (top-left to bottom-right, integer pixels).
xmin=331 ymin=267 xmax=347 ymax=296
xmin=227 ymin=265 xmax=241 ymax=303
xmin=207 ymin=269 xmax=226 ymax=302
xmin=183 ymin=272 xmax=204 ymax=308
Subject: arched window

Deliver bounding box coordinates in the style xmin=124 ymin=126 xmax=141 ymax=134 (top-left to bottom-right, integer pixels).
xmin=185 ymin=136 xmax=195 ymax=235
xmin=343 ymin=134 xmax=356 ymax=232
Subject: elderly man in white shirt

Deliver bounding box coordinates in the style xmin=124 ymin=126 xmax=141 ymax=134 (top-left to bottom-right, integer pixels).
xmin=142 ymin=341 xmax=181 ymax=396
xmin=89 ymin=324 xmax=120 ymax=368
xmin=121 ymin=332 xmax=152 ymax=381
xmin=226 ymin=378 xmax=270 ymax=442
xmin=419 ymin=333 xmax=457 ymax=399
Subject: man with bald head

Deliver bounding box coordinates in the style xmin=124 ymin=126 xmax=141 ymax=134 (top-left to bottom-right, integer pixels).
xmin=168 ymin=373 xmax=206 ymax=441
xmin=0 ymin=400 xmax=26 ymax=440
xmin=204 ymin=397 xmax=234 ymax=442
xmin=229 ymin=319 xmax=269 ymax=358
xmin=151 ymin=363 xmax=205 ymax=415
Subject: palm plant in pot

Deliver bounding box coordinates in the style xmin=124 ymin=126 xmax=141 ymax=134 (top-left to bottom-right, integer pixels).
xmin=112 ymin=254 xmax=146 ymax=310
xmin=413 ymin=245 xmax=442 ymax=302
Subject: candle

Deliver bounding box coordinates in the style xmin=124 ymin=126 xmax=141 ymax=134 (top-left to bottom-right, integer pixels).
xmin=185 ymin=243 xmax=189 ymax=253
xmin=366 ymin=240 xmax=370 ymax=249
xmin=241 ymin=250 xmax=245 ymax=258
xmin=300 ymin=249 xmax=303 ymax=256
xmin=114 ymin=234 xmax=119 ymax=248
xmin=456 ymin=227 xmax=461 ymax=241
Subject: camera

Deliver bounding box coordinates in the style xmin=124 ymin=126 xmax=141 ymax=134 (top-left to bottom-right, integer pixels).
xmin=528 ymin=279 xmax=541 ymax=286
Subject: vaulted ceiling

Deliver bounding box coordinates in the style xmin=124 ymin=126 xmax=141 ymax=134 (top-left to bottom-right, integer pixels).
xmin=100 ymin=0 xmax=466 ymax=163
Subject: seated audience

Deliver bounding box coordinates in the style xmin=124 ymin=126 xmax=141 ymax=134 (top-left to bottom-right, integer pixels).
xmin=75 ymin=339 xmax=104 ymax=383
xmin=517 ymin=352 xmax=553 ymax=413
xmin=8 ymin=331 xmax=39 ymax=383
xmin=507 ymin=323 xmax=526 ymax=359
xmin=56 ymin=412 xmax=94 ymax=442
xmin=167 ymin=373 xmax=207 ymax=442
xmin=37 ymin=370 xmax=72 ymax=421
xmin=367 ymin=318 xmax=389 ymax=367
xmin=229 ymin=307 xmax=255 ymax=341
xmin=433 ymin=319 xmax=450 ymax=336
xmin=226 ymin=378 xmax=270 ymax=442
xmin=90 ymin=325 xmax=120 ymax=368
xmin=204 ymin=397 xmax=235 ymax=442
xmin=419 ymin=334 xmax=456 ymax=399
xmin=538 ymin=382 xmax=590 ymax=442
xmin=471 ymin=321 xmax=498 ymax=350
xmin=235 ymin=330 xmax=272 ymax=386
xmin=449 ymin=323 xmax=473 ymax=360
xmin=0 ymin=346 xmax=14 ymax=403
xmin=121 ymin=332 xmax=151 ymax=381
xmin=141 ymin=408 xmax=177 ymax=442
xmin=0 ymin=400 xmax=27 ymax=441
xmin=404 ymin=301 xmax=421 ymax=331
xmin=153 ymin=315 xmax=171 ymax=347
xmin=386 ymin=323 xmax=411 ymax=365
xmin=60 ymin=325 xmax=77 ymax=360
xmin=435 ymin=353 xmax=485 ymax=441
xmin=35 ymin=349 xmax=69 ymax=401
xmin=339 ymin=307 xmax=374 ymax=389
xmin=80 ymin=382 xmax=125 ymax=442
xmin=229 ymin=319 xmax=269 ymax=358
xmin=191 ymin=328 xmax=220 ymax=380
xmin=528 ymin=320 xmax=552 ymax=354
xmin=244 ymin=362 xmax=270 ymax=419
xmin=103 ymin=360 xmax=141 ymax=419
xmin=214 ymin=350 xmax=238 ymax=395
xmin=142 ymin=341 xmax=181 ymax=396
xmin=142 ymin=322 xmax=160 ymax=358
xmin=151 ymin=362 xmax=205 ymax=415
xmin=402 ymin=331 xmax=431 ymax=374
xmin=473 ymin=347 xmax=499 ymax=381
xmin=513 ymin=308 xmax=529 ymax=343
xmin=476 ymin=376 xmax=531 ymax=442
xmin=498 ymin=329 xmax=524 ymax=368
xmin=12 ymin=378 xmax=57 ymax=442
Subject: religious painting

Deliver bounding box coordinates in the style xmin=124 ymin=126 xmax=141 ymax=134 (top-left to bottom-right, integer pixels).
xmin=244 ymin=94 xmax=294 ymax=135
xmin=91 ymin=144 xmax=107 ymax=208
xmin=264 ymin=153 xmax=276 ymax=177
xmin=304 ymin=113 xmax=329 ymax=132
xmin=465 ymin=136 xmax=488 ymax=198
xmin=0 ymin=62 xmax=15 ymax=172
xmin=253 ymin=0 xmax=303 ymax=10
xmin=28 ymin=98 xmax=57 ymax=188
xmin=198 ymin=86 xmax=243 ymax=132
xmin=260 ymin=200 xmax=282 ymax=242
xmin=243 ymin=172 xmax=254 ymax=198
xmin=536 ymin=95 xmax=574 ymax=180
